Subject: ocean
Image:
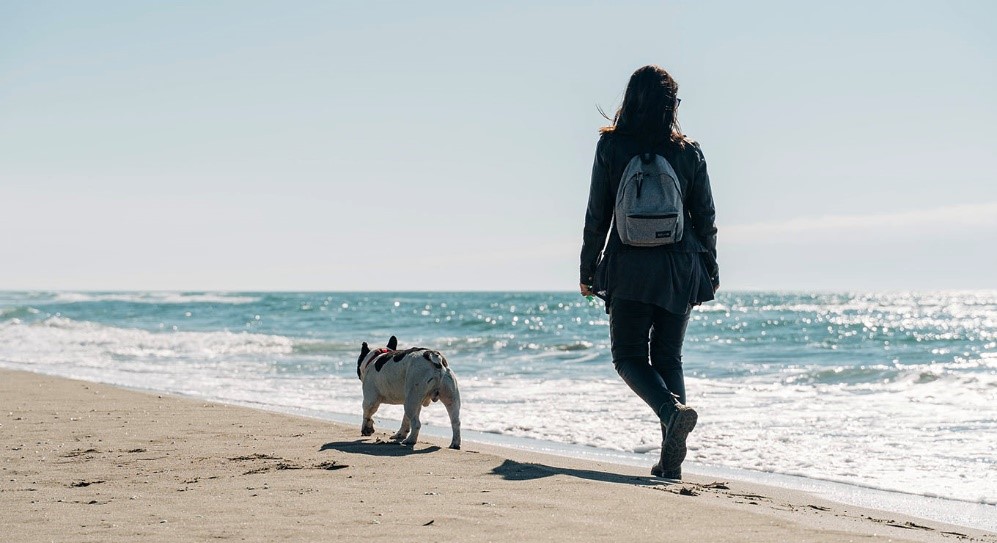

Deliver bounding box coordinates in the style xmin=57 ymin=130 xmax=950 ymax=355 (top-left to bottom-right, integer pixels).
xmin=1 ymin=290 xmax=994 ymax=525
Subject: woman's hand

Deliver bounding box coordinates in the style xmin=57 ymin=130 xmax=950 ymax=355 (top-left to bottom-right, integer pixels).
xmin=580 ymin=283 xmax=594 ymax=297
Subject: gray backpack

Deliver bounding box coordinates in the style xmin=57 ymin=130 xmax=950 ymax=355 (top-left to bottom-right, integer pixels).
xmin=615 ymin=153 xmax=684 ymax=246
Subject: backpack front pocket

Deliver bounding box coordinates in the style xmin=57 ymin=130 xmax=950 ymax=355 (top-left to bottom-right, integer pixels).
xmin=625 ymin=213 xmax=679 ymax=245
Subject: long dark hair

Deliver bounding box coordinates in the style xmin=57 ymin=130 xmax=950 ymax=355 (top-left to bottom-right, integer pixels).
xmin=600 ymin=65 xmax=685 ymax=149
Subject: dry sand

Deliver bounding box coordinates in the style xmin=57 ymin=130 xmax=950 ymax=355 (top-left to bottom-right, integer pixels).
xmin=1 ymin=368 xmax=993 ymax=542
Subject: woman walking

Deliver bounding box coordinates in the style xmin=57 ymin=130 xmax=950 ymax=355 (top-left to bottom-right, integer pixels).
xmin=580 ymin=65 xmax=719 ymax=479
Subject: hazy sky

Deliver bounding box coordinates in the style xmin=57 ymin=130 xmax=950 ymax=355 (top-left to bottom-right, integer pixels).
xmin=2 ymin=1 xmax=995 ymax=291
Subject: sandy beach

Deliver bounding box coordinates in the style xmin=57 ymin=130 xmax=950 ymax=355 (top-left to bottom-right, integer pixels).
xmin=1 ymin=368 xmax=991 ymax=543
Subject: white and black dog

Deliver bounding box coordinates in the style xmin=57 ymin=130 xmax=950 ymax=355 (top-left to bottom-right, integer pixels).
xmin=356 ymin=336 xmax=461 ymax=449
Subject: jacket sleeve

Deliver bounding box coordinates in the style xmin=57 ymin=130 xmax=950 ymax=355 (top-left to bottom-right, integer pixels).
xmin=687 ymin=142 xmax=720 ymax=286
xmin=579 ymin=138 xmax=613 ymax=285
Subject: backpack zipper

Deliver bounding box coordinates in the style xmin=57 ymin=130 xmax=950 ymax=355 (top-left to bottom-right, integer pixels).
xmin=628 ymin=213 xmax=679 ymax=219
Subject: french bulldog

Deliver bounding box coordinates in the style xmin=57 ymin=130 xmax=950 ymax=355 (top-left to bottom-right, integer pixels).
xmin=356 ymin=336 xmax=461 ymax=449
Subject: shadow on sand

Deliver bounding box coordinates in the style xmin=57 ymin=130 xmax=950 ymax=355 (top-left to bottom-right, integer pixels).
xmin=319 ymin=439 xmax=442 ymax=457
xmin=491 ymin=458 xmax=672 ymax=488
xmin=319 ymin=441 xmax=677 ymax=487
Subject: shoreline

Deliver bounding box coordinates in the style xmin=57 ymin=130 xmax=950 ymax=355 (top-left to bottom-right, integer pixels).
xmin=2 ymin=368 xmax=993 ymax=542
xmin=245 ymin=400 xmax=997 ymax=532
xmin=24 ymin=365 xmax=993 ymax=530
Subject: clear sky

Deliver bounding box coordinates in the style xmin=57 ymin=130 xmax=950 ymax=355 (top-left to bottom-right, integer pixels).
xmin=2 ymin=1 xmax=995 ymax=291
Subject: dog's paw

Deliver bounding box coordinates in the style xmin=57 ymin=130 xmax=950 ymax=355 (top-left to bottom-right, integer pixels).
xmin=389 ymin=433 xmax=406 ymax=441
xmin=400 ymin=440 xmax=416 ymax=447
xmin=361 ymin=428 xmax=374 ymax=437
xmin=449 ymin=443 xmax=461 ymax=450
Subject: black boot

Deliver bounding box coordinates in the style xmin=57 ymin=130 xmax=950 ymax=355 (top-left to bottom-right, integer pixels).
xmin=651 ymin=422 xmax=677 ymax=478
xmin=651 ymin=396 xmax=697 ymax=479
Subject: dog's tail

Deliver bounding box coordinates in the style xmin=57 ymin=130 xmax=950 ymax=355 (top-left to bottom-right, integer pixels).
xmin=424 ymin=351 xmax=453 ymax=404
xmin=431 ymin=365 xmax=460 ymax=409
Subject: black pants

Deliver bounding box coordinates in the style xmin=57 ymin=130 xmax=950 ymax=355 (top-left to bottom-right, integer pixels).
xmin=609 ymin=298 xmax=691 ymax=421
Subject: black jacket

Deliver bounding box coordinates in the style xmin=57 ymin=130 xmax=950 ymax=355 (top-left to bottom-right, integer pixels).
xmin=580 ymin=132 xmax=719 ymax=311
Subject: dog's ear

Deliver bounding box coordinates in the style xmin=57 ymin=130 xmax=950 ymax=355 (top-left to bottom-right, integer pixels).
xmin=387 ymin=336 xmax=398 ymax=350
xmin=357 ymin=342 xmax=370 ymax=380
